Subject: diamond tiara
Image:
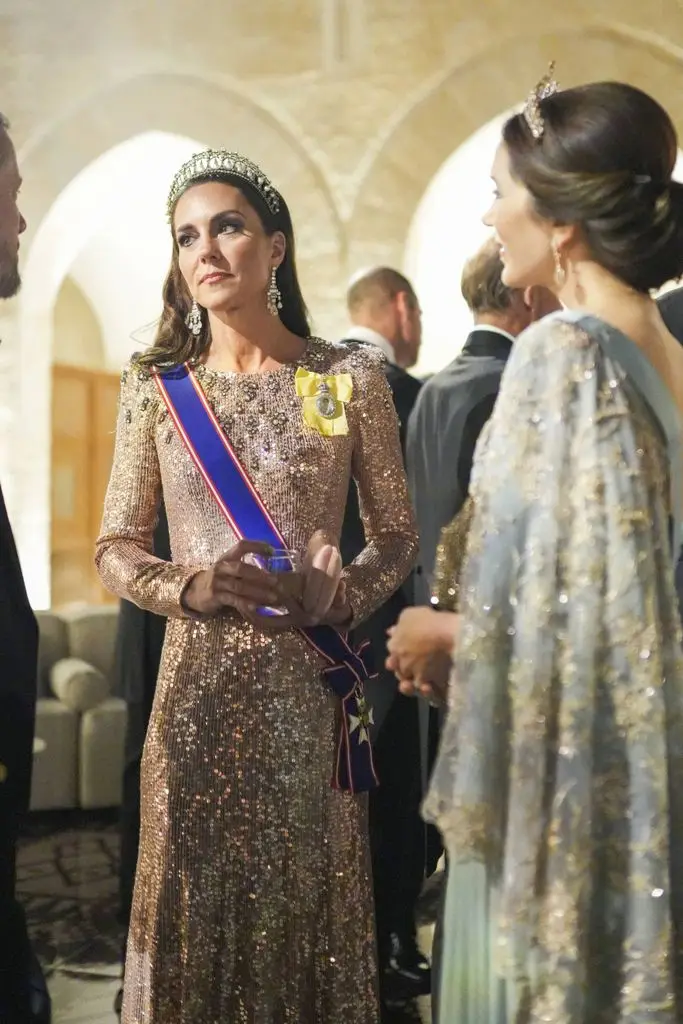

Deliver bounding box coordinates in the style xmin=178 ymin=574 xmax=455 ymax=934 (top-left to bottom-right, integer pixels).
xmin=167 ymin=150 xmax=281 ymax=220
xmin=523 ymin=62 xmax=559 ymax=140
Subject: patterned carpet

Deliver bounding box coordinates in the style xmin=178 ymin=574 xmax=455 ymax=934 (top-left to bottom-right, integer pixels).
xmin=16 ymin=810 xmax=433 ymax=1022
xmin=17 ymin=811 xmax=123 ymax=977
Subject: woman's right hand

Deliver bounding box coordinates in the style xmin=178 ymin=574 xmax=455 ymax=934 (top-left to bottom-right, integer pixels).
xmin=396 ymin=649 xmax=452 ymax=707
xmin=182 ymin=541 xmax=284 ymax=620
xmin=385 ymin=607 xmax=459 ymax=682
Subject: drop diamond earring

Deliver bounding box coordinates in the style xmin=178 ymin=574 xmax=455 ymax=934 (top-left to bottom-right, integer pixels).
xmin=267 ymin=267 xmax=283 ymax=318
xmin=185 ymin=299 xmax=203 ymax=337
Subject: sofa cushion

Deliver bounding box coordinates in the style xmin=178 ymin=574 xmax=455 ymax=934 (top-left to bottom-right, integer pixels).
xmin=50 ymin=657 xmax=109 ymax=712
xmin=60 ymin=606 xmax=119 ymax=683
xmin=30 ymin=699 xmax=79 ymax=811
xmin=35 ymin=612 xmax=69 ymax=698
xmin=79 ymin=698 xmax=127 ymax=809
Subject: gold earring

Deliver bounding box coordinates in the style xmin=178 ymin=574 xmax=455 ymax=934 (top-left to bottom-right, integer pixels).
xmin=552 ymin=242 xmax=566 ymax=286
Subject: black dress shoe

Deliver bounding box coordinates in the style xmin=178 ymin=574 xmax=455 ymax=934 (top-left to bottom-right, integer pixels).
xmin=114 ymin=987 xmax=123 ymax=1018
xmin=381 ymin=931 xmax=431 ymax=1005
xmin=380 ymin=999 xmax=422 ymax=1023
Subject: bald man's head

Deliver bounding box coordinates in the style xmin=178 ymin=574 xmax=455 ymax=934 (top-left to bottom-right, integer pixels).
xmin=346 ymin=266 xmax=422 ymax=369
xmin=0 ymin=114 xmax=26 ymax=298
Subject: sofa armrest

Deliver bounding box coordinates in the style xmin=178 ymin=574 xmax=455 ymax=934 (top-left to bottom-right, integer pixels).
xmin=50 ymin=657 xmax=110 ymax=713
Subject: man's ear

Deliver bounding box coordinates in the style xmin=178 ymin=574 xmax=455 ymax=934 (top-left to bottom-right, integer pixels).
xmin=395 ymin=290 xmax=410 ymax=316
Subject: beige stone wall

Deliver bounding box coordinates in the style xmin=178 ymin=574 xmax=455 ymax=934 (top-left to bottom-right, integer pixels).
xmin=52 ymin=277 xmax=105 ymax=370
xmin=3 ymin=0 xmax=683 ymax=602
xmin=8 ymin=2 xmax=683 ymax=328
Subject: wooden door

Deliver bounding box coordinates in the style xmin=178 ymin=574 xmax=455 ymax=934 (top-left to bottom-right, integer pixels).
xmin=51 ymin=365 xmax=120 ymax=607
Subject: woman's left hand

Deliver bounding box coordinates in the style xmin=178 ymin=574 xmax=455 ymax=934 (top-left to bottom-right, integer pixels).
xmin=322 ymin=578 xmax=352 ymax=627
xmin=301 ymin=530 xmax=344 ymax=620
xmin=257 ymin=532 xmax=352 ymax=629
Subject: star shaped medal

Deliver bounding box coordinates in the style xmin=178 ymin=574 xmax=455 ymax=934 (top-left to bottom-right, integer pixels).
xmin=349 ymin=694 xmax=374 ymax=745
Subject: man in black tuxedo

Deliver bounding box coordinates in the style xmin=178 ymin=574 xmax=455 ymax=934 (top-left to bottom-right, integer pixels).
xmin=406 ymin=237 xmax=558 ymax=1021
xmin=657 ymin=285 xmax=683 ymax=623
xmin=408 ymin=238 xmax=558 ymax=609
xmin=0 ymin=114 xmax=51 ymax=1023
xmin=658 ymin=285 xmax=683 ymax=334
xmin=339 ymin=267 xmax=427 ymax=1013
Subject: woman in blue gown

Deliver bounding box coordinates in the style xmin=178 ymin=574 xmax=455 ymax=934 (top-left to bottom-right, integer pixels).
xmin=390 ymin=74 xmax=683 ymax=1023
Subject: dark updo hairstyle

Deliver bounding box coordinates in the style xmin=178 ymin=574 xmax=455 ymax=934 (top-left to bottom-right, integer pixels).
xmin=503 ymin=81 xmax=683 ymax=293
xmin=139 ymin=170 xmax=311 ymax=369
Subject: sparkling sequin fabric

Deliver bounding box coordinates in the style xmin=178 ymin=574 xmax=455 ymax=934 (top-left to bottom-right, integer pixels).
xmin=96 ymin=339 xmax=418 ymax=1024
xmin=424 ymin=315 xmax=683 ymax=1021
xmin=431 ymin=495 xmax=475 ymax=611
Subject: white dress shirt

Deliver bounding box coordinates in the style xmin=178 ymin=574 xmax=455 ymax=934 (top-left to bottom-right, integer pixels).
xmin=468 ymin=324 xmax=515 ymax=345
xmin=342 ymin=325 xmax=397 ymax=366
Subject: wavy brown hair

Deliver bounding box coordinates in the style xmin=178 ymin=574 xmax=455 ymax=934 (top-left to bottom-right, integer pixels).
xmin=138 ymin=172 xmax=311 ymax=369
xmin=503 ymin=82 xmax=683 ymax=293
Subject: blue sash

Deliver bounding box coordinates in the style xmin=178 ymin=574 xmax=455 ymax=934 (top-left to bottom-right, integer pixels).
xmin=155 ymin=363 xmax=378 ymax=794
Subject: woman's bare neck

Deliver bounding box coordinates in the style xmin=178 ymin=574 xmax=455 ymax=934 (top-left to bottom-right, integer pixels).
xmin=558 ymin=262 xmax=683 ymax=416
xmin=201 ymin=311 xmax=306 ymax=374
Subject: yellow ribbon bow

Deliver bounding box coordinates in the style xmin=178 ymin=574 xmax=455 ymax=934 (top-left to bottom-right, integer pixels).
xmin=295 ymin=368 xmax=353 ymax=436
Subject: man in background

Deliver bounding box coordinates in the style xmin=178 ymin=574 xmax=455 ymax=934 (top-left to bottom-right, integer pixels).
xmin=406 ymin=236 xmax=558 ymax=1021
xmin=656 ymin=284 xmax=683 ymax=625
xmin=0 ymin=112 xmax=51 ymax=1024
xmin=407 ymin=236 xmax=558 ymax=608
xmin=339 ymin=267 xmax=428 ymax=1015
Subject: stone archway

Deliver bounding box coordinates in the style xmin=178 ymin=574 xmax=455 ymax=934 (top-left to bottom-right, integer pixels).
xmin=346 ymin=26 xmax=683 ymax=277
xmin=10 ymin=72 xmax=343 ymax=606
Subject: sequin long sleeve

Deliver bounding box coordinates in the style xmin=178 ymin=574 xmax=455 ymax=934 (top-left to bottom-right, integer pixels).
xmin=342 ymin=356 xmax=419 ymax=627
xmin=95 ymin=360 xmax=199 ymax=617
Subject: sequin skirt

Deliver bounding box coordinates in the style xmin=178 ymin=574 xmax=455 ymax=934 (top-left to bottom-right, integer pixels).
xmin=121 ymin=617 xmax=379 ymax=1024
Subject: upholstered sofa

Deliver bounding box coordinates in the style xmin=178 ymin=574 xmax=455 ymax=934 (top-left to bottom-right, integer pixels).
xmin=30 ymin=605 xmax=126 ymax=811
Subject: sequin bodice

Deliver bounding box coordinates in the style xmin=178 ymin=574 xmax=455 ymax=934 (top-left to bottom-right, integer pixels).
xmin=97 ymin=338 xmax=417 ymax=626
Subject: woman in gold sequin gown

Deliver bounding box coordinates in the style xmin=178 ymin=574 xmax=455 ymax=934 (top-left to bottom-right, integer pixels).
xmin=390 ymin=82 xmax=683 ymax=1022
xmin=96 ymin=150 xmax=418 ymax=1024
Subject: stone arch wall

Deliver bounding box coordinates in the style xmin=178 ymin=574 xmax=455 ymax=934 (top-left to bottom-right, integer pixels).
xmin=4 ymin=2 xmax=683 ymax=604
xmin=346 ymin=27 xmax=683 ymax=273
xmin=17 ymin=71 xmax=344 ymax=320
xmin=10 ymin=72 xmax=344 ymax=606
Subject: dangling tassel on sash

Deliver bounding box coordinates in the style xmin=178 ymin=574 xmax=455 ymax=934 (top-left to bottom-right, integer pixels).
xmin=155 ymin=363 xmax=378 ymax=793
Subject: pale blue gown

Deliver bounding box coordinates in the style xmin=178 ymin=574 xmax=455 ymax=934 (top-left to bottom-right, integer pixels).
xmin=424 ymin=310 xmax=683 ymax=1023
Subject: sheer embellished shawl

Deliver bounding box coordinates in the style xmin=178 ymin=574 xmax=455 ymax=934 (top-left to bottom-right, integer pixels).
xmin=423 ymin=313 xmax=683 ymax=1020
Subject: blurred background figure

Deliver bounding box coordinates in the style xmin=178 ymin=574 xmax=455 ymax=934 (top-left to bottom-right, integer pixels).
xmin=0 ymin=111 xmax=50 ymax=1024
xmin=657 ymin=284 xmax=683 ymax=629
xmin=340 ymin=267 xmax=429 ymax=1017
xmin=407 ymin=235 xmax=558 ymax=613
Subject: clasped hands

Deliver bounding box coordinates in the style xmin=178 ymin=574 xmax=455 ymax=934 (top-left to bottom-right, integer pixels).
xmin=385 ymin=607 xmax=460 ymax=707
xmin=182 ymin=531 xmax=351 ymax=630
